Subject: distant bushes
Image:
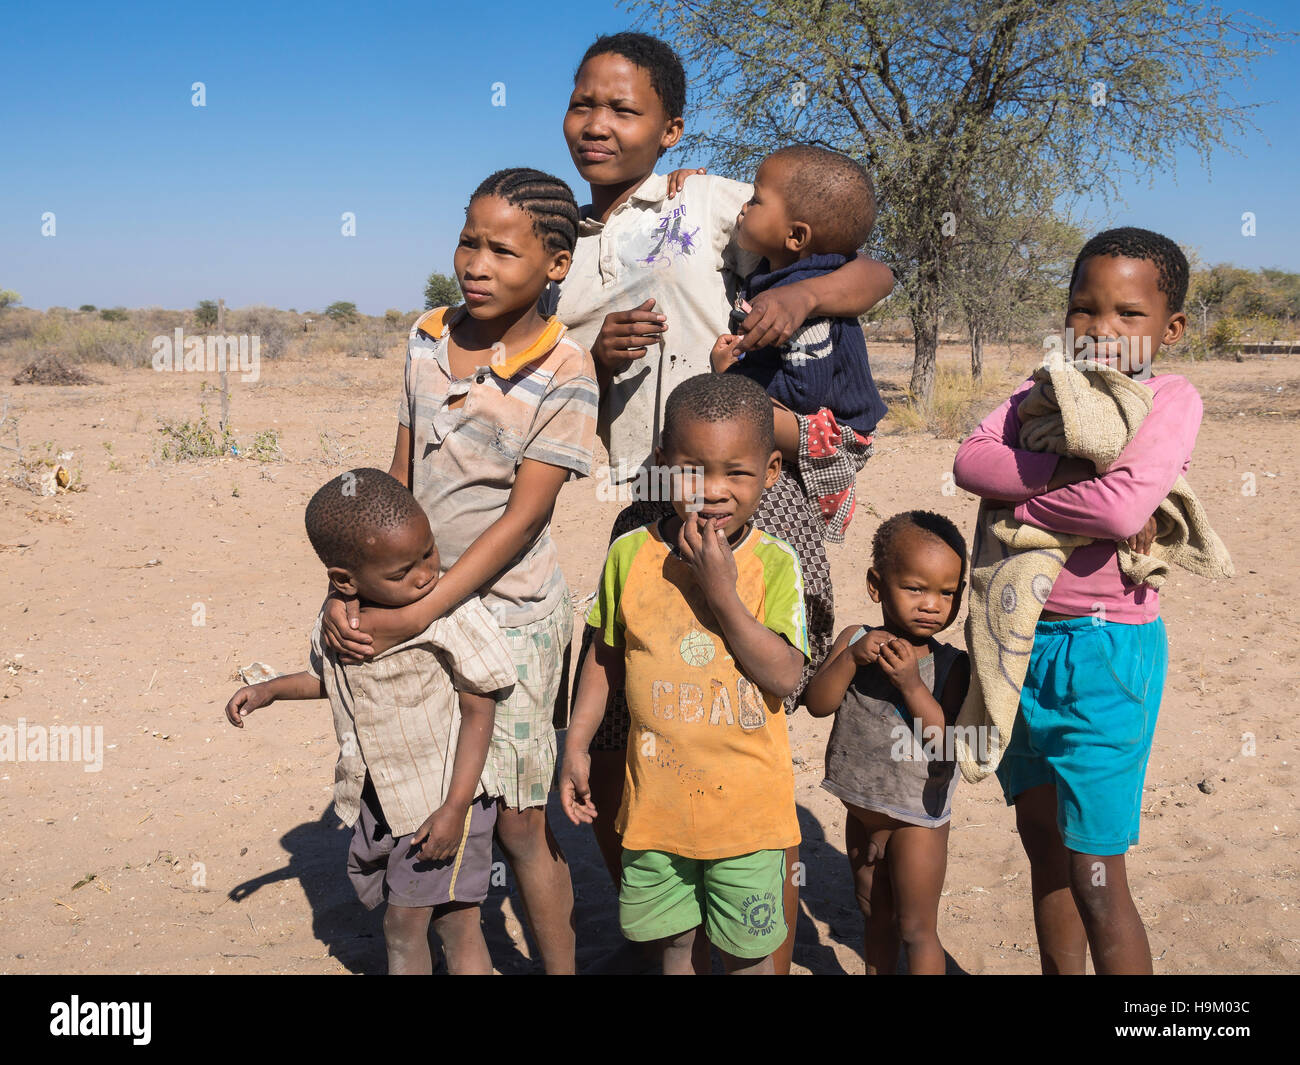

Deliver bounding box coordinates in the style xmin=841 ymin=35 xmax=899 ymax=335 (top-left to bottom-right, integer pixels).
xmin=234 ymin=305 xmax=292 ymax=361
xmin=0 ymin=304 xmax=413 ymax=369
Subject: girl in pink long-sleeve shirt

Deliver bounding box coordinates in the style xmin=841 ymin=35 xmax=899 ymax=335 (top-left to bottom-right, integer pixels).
xmin=953 ymin=227 xmax=1198 ymax=975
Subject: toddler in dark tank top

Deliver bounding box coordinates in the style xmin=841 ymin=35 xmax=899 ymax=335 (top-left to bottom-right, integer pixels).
xmin=805 ymin=510 xmax=970 ymax=975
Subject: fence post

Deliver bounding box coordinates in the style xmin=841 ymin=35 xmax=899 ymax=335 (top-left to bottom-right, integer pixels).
xmin=217 ymin=298 xmax=230 ymax=435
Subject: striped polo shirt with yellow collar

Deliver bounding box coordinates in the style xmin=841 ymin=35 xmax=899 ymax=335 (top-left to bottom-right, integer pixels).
xmin=398 ymin=304 xmax=599 ymax=809
xmin=399 ymin=304 xmax=598 ymax=628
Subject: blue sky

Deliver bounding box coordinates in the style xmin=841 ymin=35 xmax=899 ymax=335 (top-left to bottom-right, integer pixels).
xmin=2 ymin=0 xmax=1297 ymax=314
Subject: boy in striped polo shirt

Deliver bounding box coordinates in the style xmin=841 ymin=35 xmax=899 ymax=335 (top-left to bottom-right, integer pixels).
xmin=224 ymin=468 xmax=516 ymax=975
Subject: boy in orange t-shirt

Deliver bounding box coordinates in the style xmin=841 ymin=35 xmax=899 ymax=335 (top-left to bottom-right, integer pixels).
xmin=561 ymin=373 xmax=809 ymax=974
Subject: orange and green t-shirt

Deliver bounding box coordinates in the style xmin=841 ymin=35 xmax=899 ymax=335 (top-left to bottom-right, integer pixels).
xmin=586 ymin=520 xmax=809 ymax=859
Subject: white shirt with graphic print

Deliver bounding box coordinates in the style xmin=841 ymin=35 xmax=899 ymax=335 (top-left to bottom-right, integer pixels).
xmin=552 ymin=172 xmax=761 ymax=483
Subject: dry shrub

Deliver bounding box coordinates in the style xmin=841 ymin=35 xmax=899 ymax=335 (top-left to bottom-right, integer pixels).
xmin=3 ymin=314 xmax=150 ymax=369
xmin=12 ymin=356 xmax=99 ymax=386
xmin=883 ymin=362 xmax=1011 ymax=439
xmin=0 ymin=307 xmax=44 ymax=345
xmin=233 ymin=305 xmax=292 ymax=360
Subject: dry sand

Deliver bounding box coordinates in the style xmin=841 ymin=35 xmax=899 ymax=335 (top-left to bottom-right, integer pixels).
xmin=1 ymin=343 xmax=1295 ymax=974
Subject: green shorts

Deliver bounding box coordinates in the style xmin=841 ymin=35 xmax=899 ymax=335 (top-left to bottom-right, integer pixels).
xmin=619 ymin=848 xmax=787 ymax=960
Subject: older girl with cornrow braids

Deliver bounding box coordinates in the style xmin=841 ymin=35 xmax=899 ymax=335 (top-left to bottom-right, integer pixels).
xmin=322 ymin=167 xmax=598 ymax=974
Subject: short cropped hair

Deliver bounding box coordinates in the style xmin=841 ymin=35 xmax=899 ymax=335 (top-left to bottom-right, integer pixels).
xmin=577 ymin=32 xmax=687 ymax=121
xmin=304 ymin=468 xmax=425 ymax=571
xmin=470 ymin=168 xmax=579 ymax=256
xmin=661 ymin=372 xmax=775 ymax=455
xmin=766 ymin=145 xmax=876 ymax=257
xmin=1068 ymin=226 xmax=1189 ymax=313
xmin=872 ymin=510 xmax=968 ymax=584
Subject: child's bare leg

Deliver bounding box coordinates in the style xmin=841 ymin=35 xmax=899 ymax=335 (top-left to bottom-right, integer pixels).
xmin=771 ymin=843 xmax=800 ymax=975
xmin=1013 ymin=783 xmax=1087 ymax=974
xmin=655 ymin=927 xmax=701 ymax=975
xmin=587 ymin=749 xmax=627 ymax=887
xmin=689 ymin=933 xmax=712 ymax=973
xmin=383 ymin=903 xmax=434 ymax=975
xmin=885 ymin=823 xmax=950 ymax=975
xmin=720 ymin=949 xmax=775 ymax=975
xmin=1067 ymin=851 xmax=1152 ymax=975
xmin=495 ymin=803 xmax=575 ymax=974
xmin=430 ymin=901 xmax=492 ymax=975
xmin=845 ymin=809 xmax=899 ymax=973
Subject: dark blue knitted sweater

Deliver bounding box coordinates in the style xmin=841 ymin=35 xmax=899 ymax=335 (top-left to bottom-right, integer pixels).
xmin=727 ymin=254 xmax=887 ymax=437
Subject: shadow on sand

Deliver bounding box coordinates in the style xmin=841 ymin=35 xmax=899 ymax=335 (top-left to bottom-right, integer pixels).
xmin=230 ymin=797 xmax=967 ymax=974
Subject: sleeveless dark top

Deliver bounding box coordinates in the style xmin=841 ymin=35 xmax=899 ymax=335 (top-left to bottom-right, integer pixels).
xmin=821 ymin=631 xmax=966 ymax=826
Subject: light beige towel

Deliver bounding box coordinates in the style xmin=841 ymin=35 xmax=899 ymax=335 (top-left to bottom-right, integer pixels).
xmin=955 ymin=354 xmax=1233 ymax=783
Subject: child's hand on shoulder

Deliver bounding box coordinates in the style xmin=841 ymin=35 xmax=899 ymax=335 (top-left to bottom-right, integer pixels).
xmin=666 ymin=167 xmax=706 ymax=198
xmin=411 ymin=802 xmax=468 ymax=862
xmin=877 ymin=638 xmax=924 ymax=695
xmin=224 ymin=683 xmax=274 ymax=728
xmin=677 ymin=514 xmax=739 ymax=606
xmin=560 ymin=750 xmax=597 ymax=825
xmin=710 ymin=333 xmax=742 ymax=373
xmin=322 ymin=591 xmax=373 ymax=663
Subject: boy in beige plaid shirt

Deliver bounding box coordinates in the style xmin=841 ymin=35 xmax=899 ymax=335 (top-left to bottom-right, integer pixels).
xmin=224 ymin=468 xmax=516 ymax=974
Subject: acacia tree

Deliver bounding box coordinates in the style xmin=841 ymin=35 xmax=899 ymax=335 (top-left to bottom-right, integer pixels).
xmin=424 ymin=271 xmax=462 ymax=311
xmin=325 ymin=300 xmax=360 ymax=324
xmin=946 ymin=183 xmax=1083 ymax=377
xmin=634 ymin=0 xmax=1285 ymax=404
xmin=1185 ymin=251 xmax=1225 ymax=352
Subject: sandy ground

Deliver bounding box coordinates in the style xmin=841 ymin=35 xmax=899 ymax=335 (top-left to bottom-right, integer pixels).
xmin=0 ymin=342 xmax=1296 ymax=975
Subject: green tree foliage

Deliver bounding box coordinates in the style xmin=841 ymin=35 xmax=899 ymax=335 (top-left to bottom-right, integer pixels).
xmin=195 ymin=299 xmax=219 ymax=328
xmin=78 ymin=304 xmax=96 ymax=312
xmin=424 ymin=272 xmax=462 ymax=311
xmin=325 ymin=301 xmax=360 ymax=324
xmin=635 ymin=0 xmax=1286 ymax=402
xmin=0 ymin=289 xmax=20 ymax=312
xmin=1187 ymin=263 xmax=1300 ymax=351
xmin=944 ymin=174 xmax=1084 ymax=377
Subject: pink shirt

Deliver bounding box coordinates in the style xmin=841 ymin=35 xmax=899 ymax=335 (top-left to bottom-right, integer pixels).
xmin=953 ymin=373 xmax=1203 ymax=623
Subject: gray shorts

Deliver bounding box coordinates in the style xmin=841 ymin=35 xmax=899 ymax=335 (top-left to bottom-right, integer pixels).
xmin=347 ymin=775 xmax=497 ymax=910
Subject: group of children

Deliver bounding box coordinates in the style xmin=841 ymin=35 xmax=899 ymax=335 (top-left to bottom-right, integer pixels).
xmin=224 ymin=31 xmax=1208 ymax=976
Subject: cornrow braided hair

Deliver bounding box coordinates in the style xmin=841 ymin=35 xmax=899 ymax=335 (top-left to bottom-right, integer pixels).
xmin=1069 ymin=226 xmax=1189 ymax=312
xmin=470 ymin=168 xmax=579 ymax=256
xmin=872 ymin=510 xmax=968 ymax=585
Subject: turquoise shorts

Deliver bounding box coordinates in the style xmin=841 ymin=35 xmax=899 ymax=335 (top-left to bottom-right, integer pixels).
xmin=619 ymin=849 xmax=787 ymax=960
xmin=996 ymin=615 xmax=1167 ymax=856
